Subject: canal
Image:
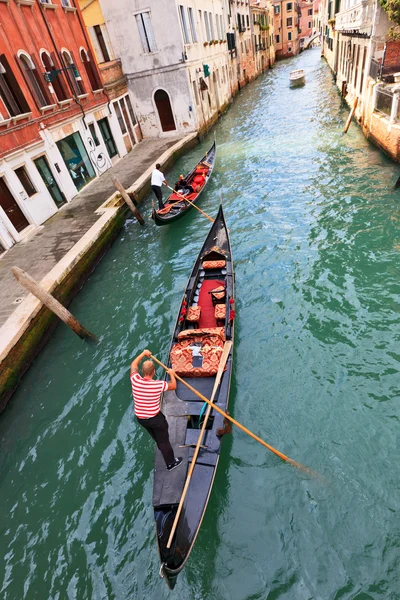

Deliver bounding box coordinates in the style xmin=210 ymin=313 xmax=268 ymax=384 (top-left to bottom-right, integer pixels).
xmin=1 ymin=48 xmax=400 ymax=599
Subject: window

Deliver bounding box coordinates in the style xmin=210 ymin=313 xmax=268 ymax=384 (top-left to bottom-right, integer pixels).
xmin=125 ymin=95 xmax=137 ymax=126
xmin=41 ymin=51 xmax=68 ymax=102
xmin=80 ymin=48 xmax=102 ymax=91
xmin=88 ymin=123 xmax=100 ymax=146
xmin=61 ymin=0 xmax=72 ymax=6
xmin=15 ymin=166 xmax=37 ymax=196
xmin=246 ymin=14 xmax=249 ymax=27
xmin=219 ymin=15 xmax=223 ymax=38
xmin=90 ymin=25 xmax=111 ymax=63
xmin=288 ymin=31 xmax=292 ymax=40
xmin=275 ymin=34 xmax=280 ymax=43
xmin=198 ymin=10 xmax=203 ymax=41
xmin=98 ymin=117 xmax=118 ymax=158
xmin=287 ymin=2 xmax=293 ymax=10
xmin=61 ymin=50 xmax=85 ymax=96
xmin=113 ymin=100 xmax=126 ymax=134
xmin=209 ymin=12 xmax=214 ymax=39
xmin=56 ymin=132 xmax=96 ymax=190
xmin=135 ymin=11 xmax=157 ymax=53
xmin=287 ymin=17 xmax=293 ymax=26
xmin=216 ymin=13 xmax=221 ymax=40
xmin=0 ymin=54 xmax=30 ymax=117
xmin=308 ymin=8 xmax=312 ymax=15
xmin=188 ymin=7 xmax=197 ymax=43
xmin=308 ymin=21 xmax=312 ymax=28
xmin=274 ymin=5 xmax=280 ymax=14
xmin=179 ymin=6 xmax=190 ymax=44
xmin=204 ymin=11 xmax=211 ymax=41
xmin=17 ymin=53 xmax=51 ymax=108
xmin=288 ymin=46 xmax=292 ymax=51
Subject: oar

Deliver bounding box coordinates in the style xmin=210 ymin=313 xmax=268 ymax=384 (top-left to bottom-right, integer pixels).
xmin=164 ymin=340 xmax=232 ymax=549
xmin=151 ymin=354 xmax=319 ymax=479
xmin=165 ymin=185 xmax=214 ymax=223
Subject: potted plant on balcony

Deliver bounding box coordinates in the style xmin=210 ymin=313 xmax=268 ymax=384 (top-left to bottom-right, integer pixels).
xmin=203 ymin=41 xmax=209 ymax=46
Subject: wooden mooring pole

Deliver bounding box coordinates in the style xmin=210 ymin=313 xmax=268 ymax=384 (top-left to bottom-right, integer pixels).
xmin=111 ymin=176 xmax=145 ymax=225
xmin=11 ymin=266 xmax=96 ymax=340
xmin=343 ymin=97 xmax=359 ymax=134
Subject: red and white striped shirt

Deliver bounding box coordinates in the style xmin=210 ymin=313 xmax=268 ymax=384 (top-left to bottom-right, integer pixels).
xmin=130 ymin=372 xmax=168 ymax=419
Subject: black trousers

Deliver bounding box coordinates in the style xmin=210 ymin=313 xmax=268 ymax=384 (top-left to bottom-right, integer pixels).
xmin=151 ymin=185 xmax=164 ymax=210
xmin=136 ymin=412 xmax=174 ymax=466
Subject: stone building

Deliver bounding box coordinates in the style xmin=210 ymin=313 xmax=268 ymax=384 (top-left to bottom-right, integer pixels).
xmin=321 ymin=0 xmax=400 ymax=161
xmin=99 ymin=0 xmax=237 ymax=137
xmin=0 ymin=0 xmax=126 ymax=251
xmin=273 ymin=0 xmax=301 ymax=58
xmin=78 ymin=0 xmax=142 ymax=153
xmin=298 ymin=0 xmax=314 ymax=50
xmin=250 ymin=0 xmax=276 ymax=74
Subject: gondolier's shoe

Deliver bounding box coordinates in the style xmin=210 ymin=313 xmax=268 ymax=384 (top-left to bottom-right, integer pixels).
xmin=166 ymin=457 xmax=183 ymax=471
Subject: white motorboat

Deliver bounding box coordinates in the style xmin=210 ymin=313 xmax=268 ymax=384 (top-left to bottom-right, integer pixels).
xmin=289 ymin=69 xmax=305 ymax=86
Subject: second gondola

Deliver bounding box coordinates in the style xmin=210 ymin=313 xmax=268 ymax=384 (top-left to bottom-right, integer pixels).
xmin=151 ymin=141 xmax=216 ymax=226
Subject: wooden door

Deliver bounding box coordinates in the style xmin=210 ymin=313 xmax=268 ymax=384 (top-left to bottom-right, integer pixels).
xmin=0 ymin=177 xmax=29 ymax=233
xmin=154 ymin=89 xmax=176 ymax=132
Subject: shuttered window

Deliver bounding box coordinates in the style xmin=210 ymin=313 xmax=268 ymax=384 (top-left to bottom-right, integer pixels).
xmin=188 ymin=7 xmax=197 ymax=43
xmin=17 ymin=53 xmax=51 ymax=109
xmin=135 ymin=12 xmax=157 ymax=53
xmin=0 ymin=54 xmax=30 ymax=117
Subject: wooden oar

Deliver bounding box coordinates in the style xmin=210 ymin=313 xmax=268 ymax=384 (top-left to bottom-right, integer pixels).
xmin=165 ymin=341 xmax=232 ymax=549
xmin=151 ymin=354 xmax=319 ymax=479
xmin=165 ymin=185 xmax=214 ymax=223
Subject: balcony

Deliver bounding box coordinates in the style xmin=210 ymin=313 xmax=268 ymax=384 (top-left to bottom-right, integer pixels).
xmin=335 ymin=0 xmax=373 ymax=34
xmin=98 ymin=59 xmax=127 ymax=100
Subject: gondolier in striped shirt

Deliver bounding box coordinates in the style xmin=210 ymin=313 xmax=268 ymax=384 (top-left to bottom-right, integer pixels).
xmin=130 ymin=349 xmax=182 ymax=471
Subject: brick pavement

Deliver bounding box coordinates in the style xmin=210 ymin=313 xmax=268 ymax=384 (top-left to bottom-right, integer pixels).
xmin=0 ymin=137 xmax=182 ymax=327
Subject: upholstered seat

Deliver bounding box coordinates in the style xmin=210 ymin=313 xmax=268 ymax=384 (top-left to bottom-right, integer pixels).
xmin=214 ymin=304 xmax=226 ymax=322
xmin=209 ymin=284 xmax=226 ymax=306
xmin=186 ymin=305 xmax=201 ymax=323
xmin=170 ymin=327 xmax=226 ymax=377
xmin=202 ymin=260 xmax=226 ymax=270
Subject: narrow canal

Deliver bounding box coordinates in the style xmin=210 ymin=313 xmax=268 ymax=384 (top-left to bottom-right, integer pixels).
xmin=1 ymin=48 xmax=400 ymax=599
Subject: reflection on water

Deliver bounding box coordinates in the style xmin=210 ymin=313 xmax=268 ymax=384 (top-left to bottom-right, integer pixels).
xmin=1 ymin=49 xmax=400 ymax=599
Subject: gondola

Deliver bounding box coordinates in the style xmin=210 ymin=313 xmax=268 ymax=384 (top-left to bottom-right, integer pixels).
xmin=153 ymin=205 xmax=235 ymax=589
xmin=151 ymin=141 xmax=216 ymax=226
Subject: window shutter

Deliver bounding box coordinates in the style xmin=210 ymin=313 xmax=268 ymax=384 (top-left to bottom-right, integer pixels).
xmin=50 ymin=52 xmax=68 ymax=101
xmin=0 ymin=54 xmax=30 ymax=115
xmin=89 ymin=27 xmax=105 ymax=63
xmin=142 ymin=12 xmax=157 ymax=52
xmin=69 ymin=50 xmax=86 ymax=95
xmin=135 ymin=14 xmax=149 ymax=53
xmin=32 ymin=55 xmax=52 ymax=105
xmin=16 ymin=54 xmax=43 ymax=110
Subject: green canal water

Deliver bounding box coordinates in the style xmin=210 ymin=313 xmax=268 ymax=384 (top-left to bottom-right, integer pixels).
xmin=2 ymin=48 xmax=400 ymax=599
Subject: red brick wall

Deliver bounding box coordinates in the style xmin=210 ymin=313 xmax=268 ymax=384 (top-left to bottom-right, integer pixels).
xmin=383 ymin=40 xmax=400 ymax=74
xmin=0 ymin=1 xmax=104 ymax=159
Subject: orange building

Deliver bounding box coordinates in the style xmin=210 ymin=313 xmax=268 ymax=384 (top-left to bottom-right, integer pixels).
xmin=273 ymin=0 xmax=301 ymax=58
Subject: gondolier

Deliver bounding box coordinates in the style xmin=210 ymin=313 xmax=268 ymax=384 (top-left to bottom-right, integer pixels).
xmin=151 ymin=164 xmax=168 ymax=210
xmin=130 ymin=349 xmax=182 ymax=471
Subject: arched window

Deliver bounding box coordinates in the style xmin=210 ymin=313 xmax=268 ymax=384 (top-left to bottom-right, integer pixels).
xmin=61 ymin=50 xmax=85 ymax=96
xmin=80 ymin=48 xmax=102 ymax=92
xmin=17 ymin=52 xmax=51 ymax=108
xmin=0 ymin=54 xmax=30 ymax=117
xmin=41 ymin=51 xmax=68 ymax=102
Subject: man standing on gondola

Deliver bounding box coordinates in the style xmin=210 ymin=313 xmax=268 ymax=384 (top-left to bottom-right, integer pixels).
xmin=151 ymin=163 xmax=168 ymax=210
xmin=130 ymin=349 xmax=182 ymax=471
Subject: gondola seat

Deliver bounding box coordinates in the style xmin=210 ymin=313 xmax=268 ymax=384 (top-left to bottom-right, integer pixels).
xmin=214 ymin=303 xmax=226 ymax=325
xmin=171 ymin=327 xmax=225 ymax=377
xmin=202 ymin=260 xmax=226 ymax=270
xmin=186 ymin=305 xmax=201 ymax=324
xmin=209 ymin=285 xmax=226 ymax=305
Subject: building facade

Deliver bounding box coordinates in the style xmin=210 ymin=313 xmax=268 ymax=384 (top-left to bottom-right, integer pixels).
xmin=0 ymin=0 xmax=126 ymax=250
xmin=78 ymin=0 xmax=142 ymax=154
xmin=250 ymin=0 xmax=276 ymax=75
xmin=273 ymin=0 xmax=301 ymax=58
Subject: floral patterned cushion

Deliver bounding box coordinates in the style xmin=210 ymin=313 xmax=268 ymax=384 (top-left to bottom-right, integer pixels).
xmin=171 ymin=327 xmax=226 ymax=377
xmin=202 ymin=260 xmax=226 ymax=270
xmin=186 ymin=306 xmax=201 ymax=322
xmin=211 ymin=285 xmax=225 ymax=300
xmin=215 ymin=304 xmax=226 ymax=319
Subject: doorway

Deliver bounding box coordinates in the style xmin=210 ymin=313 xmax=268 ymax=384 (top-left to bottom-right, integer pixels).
xmin=0 ymin=177 xmax=29 ymax=233
xmin=34 ymin=156 xmax=67 ymax=208
xmin=154 ymin=89 xmax=176 ymax=132
xmin=98 ymin=118 xmax=118 ymax=159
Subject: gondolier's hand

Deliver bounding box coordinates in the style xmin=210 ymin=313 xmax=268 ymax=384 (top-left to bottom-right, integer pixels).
xmin=167 ymin=368 xmax=176 ymax=376
xmin=142 ymin=349 xmax=152 ymax=357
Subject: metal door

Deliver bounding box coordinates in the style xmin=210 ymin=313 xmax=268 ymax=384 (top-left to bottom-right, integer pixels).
xmin=34 ymin=156 xmax=67 ymax=208
xmin=0 ymin=177 xmax=29 ymax=233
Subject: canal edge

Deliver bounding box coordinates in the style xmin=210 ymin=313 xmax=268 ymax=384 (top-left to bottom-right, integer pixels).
xmin=0 ymin=132 xmax=199 ymax=413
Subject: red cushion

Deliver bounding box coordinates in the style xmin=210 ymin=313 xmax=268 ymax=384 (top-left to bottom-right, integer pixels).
xmin=193 ymin=175 xmax=205 ymax=184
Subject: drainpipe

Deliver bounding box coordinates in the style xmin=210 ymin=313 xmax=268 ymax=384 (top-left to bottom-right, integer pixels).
xmin=37 ymin=0 xmax=87 ymax=127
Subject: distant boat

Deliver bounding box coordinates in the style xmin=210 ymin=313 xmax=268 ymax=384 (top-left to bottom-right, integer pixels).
xmin=289 ymin=69 xmax=305 ymax=86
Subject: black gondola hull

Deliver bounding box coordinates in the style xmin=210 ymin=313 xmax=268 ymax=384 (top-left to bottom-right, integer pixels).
xmin=152 ymin=205 xmax=234 ymax=588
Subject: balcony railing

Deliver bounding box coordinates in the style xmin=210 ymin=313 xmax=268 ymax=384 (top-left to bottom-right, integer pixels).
xmin=335 ymin=0 xmax=373 ymax=33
